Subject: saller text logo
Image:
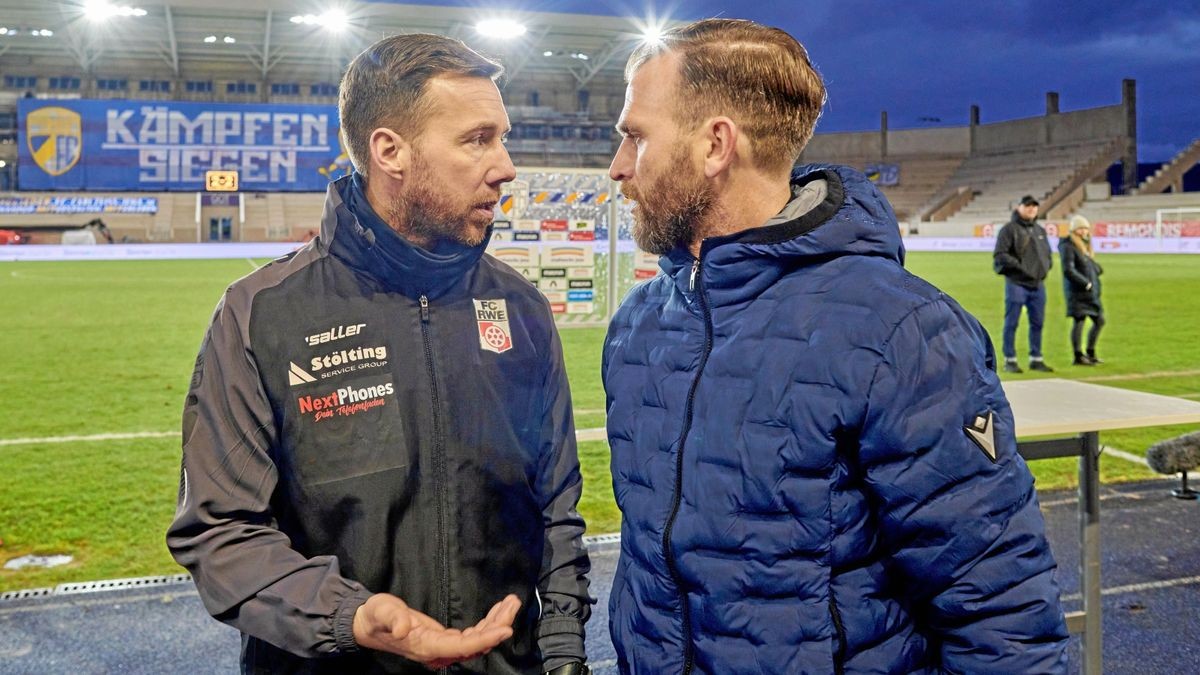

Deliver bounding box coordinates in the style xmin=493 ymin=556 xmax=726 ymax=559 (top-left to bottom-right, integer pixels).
xmin=474 ymin=298 xmax=513 ymax=354
xmin=305 ymin=323 xmax=366 ymax=346
xmin=297 ymin=380 xmax=395 ymax=423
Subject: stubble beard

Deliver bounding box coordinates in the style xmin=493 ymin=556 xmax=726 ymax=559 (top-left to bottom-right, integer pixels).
xmin=387 ymin=155 xmax=493 ymax=249
xmin=624 ymin=149 xmax=716 ymax=256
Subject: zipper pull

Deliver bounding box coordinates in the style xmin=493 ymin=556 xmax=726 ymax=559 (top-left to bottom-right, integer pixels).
xmin=419 ymin=295 xmax=430 ymax=322
xmin=689 ymin=259 xmax=700 ymax=292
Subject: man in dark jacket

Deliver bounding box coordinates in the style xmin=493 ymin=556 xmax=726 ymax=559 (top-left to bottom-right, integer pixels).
xmin=993 ymin=195 xmax=1055 ymax=373
xmin=167 ymin=34 xmax=592 ymax=675
xmin=603 ymin=19 xmax=1068 ymax=674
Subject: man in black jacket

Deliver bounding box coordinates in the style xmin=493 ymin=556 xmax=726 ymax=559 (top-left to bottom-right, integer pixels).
xmin=993 ymin=195 xmax=1054 ymax=373
xmin=167 ymin=34 xmax=592 ymax=675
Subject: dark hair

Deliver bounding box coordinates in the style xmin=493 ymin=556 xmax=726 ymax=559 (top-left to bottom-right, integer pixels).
xmin=339 ymin=33 xmax=503 ymax=176
xmin=626 ymin=18 xmax=826 ymax=172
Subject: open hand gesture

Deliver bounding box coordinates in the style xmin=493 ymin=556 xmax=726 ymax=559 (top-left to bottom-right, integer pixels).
xmin=352 ymin=593 xmax=522 ymax=669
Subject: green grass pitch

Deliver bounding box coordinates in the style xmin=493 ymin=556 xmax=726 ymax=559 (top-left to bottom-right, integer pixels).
xmin=1 ymin=253 xmax=1197 ymax=591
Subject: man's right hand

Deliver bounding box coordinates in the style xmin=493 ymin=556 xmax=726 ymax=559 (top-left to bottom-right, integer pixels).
xmin=352 ymin=592 xmax=522 ymax=668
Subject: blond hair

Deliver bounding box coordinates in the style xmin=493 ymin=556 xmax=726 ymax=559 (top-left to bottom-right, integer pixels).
xmin=1069 ymin=215 xmax=1094 ymax=258
xmin=625 ymin=18 xmax=826 ymax=173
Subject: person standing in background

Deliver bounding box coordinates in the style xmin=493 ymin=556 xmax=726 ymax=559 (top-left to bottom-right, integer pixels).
xmin=1060 ymin=215 xmax=1105 ymax=365
xmin=993 ymin=194 xmax=1054 ymax=373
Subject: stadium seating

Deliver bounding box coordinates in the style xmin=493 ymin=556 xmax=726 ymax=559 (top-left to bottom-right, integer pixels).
xmin=803 ymin=154 xmax=965 ymax=222
xmin=923 ymin=139 xmax=1122 ymax=224
xmin=1075 ymin=190 xmax=1200 ymax=224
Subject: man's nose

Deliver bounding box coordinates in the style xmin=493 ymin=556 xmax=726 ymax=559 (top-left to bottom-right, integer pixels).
xmin=609 ymin=138 xmax=634 ymax=182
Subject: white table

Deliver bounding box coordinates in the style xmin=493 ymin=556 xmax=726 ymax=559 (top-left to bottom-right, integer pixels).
xmin=1003 ymin=379 xmax=1200 ymax=675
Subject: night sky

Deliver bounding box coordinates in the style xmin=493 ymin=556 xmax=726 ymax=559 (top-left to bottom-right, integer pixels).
xmin=376 ymin=0 xmax=1200 ymax=161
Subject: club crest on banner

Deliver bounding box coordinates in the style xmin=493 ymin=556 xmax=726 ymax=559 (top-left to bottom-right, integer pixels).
xmin=473 ymin=298 xmax=513 ymax=354
xmin=500 ymin=179 xmax=529 ymax=218
xmin=27 ymin=107 xmax=82 ymax=176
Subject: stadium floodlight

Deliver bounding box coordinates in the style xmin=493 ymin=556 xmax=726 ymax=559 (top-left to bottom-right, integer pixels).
xmin=203 ymin=35 xmax=217 ymax=43
xmin=83 ymin=1 xmax=148 ymax=21
xmin=640 ymin=27 xmax=666 ymax=45
xmin=571 ymin=52 xmax=589 ymax=60
xmin=475 ymin=18 xmax=527 ymax=39
xmin=223 ymin=36 xmax=236 ymax=44
xmin=289 ymin=9 xmax=349 ymax=31
xmin=543 ymin=50 xmax=553 ymax=57
xmin=633 ymin=15 xmax=669 ymax=46
xmin=31 ymin=28 xmax=54 ymax=37
xmin=322 ymin=9 xmax=349 ymax=32
xmin=0 ymin=160 xmax=7 ymax=168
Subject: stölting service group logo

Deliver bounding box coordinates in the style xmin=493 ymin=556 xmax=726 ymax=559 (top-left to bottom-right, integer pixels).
xmin=27 ymin=106 xmax=82 ymax=176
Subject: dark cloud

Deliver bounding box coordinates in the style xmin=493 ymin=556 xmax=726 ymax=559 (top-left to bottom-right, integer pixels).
xmin=384 ymin=0 xmax=1200 ymax=159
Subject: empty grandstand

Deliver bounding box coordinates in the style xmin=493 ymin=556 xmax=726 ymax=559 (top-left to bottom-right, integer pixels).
xmin=2 ymin=0 xmax=1198 ymax=246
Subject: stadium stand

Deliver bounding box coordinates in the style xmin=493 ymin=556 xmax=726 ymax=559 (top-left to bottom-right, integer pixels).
xmin=1133 ymin=138 xmax=1200 ymax=194
xmin=0 ymin=0 xmax=639 ymax=175
xmin=931 ymin=138 xmax=1125 ymax=224
xmin=1074 ymin=190 xmax=1200 ymax=225
xmin=2 ymin=2 xmax=1196 ymax=245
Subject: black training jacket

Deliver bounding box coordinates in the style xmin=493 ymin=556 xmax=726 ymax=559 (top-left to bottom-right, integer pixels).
xmin=992 ymin=211 xmax=1053 ymax=289
xmin=167 ymin=175 xmax=591 ymax=674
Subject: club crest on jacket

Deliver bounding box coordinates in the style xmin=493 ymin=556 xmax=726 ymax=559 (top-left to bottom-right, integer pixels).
xmin=474 ymin=298 xmax=513 ymax=354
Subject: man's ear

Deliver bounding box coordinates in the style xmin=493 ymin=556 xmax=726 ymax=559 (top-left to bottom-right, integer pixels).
xmin=702 ymin=116 xmax=738 ymax=179
xmin=369 ymin=127 xmax=411 ymax=181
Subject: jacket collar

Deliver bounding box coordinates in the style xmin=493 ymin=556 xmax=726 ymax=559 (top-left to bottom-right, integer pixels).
xmin=319 ymin=172 xmax=490 ymax=299
xmin=658 ymin=164 xmax=904 ymax=308
xmin=1010 ymin=210 xmax=1038 ymax=227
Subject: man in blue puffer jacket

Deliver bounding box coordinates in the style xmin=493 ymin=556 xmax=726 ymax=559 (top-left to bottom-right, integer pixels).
xmin=602 ymin=19 xmax=1068 ymax=674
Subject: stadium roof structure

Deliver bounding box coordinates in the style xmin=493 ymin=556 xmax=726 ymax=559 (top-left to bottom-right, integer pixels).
xmin=0 ymin=0 xmax=666 ymax=86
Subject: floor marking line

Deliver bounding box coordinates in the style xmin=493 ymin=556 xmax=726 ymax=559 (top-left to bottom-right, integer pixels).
xmin=1078 ymin=368 xmax=1200 ymax=383
xmin=1061 ymin=574 xmax=1200 ymax=602
xmin=0 ymin=431 xmax=177 ymax=447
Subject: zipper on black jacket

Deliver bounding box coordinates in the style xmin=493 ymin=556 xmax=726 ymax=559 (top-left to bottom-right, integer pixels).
xmin=418 ymin=294 xmax=451 ymax=654
xmin=667 ymin=256 xmax=712 ymax=675
xmin=829 ymin=588 xmax=848 ymax=675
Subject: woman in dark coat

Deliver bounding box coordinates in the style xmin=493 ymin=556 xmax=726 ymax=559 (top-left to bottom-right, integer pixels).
xmin=1060 ymin=215 xmax=1105 ymax=365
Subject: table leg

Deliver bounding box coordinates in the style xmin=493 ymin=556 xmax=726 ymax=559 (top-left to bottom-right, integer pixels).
xmin=1079 ymin=431 xmax=1102 ymax=675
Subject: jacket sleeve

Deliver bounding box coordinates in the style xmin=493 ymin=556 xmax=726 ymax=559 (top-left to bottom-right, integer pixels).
xmin=859 ymin=298 xmax=1069 ymax=674
xmin=534 ymin=323 xmax=594 ymax=669
xmin=1061 ymin=246 xmax=1090 ymax=288
xmin=166 ymin=290 xmax=373 ymax=657
xmin=992 ymin=225 xmax=1019 ymax=276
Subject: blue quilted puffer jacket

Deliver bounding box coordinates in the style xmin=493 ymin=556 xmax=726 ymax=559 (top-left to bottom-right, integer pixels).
xmin=602 ymin=165 xmax=1069 ymax=674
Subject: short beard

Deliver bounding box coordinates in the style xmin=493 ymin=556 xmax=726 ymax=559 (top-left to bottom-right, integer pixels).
xmin=386 ymin=155 xmax=489 ymax=249
xmin=624 ymin=150 xmax=715 ymax=255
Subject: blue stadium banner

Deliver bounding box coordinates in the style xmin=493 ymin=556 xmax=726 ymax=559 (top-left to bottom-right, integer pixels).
xmin=0 ymin=195 xmax=159 ymax=214
xmin=18 ymin=98 xmax=350 ymax=192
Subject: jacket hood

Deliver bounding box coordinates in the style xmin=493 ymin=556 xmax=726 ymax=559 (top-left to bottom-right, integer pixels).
xmin=659 ymin=164 xmax=906 ymax=304
xmin=319 ymin=173 xmax=490 ymax=299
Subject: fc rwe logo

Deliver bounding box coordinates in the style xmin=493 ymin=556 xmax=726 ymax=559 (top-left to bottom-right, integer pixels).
xmin=473 ymin=298 xmax=513 ymax=354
